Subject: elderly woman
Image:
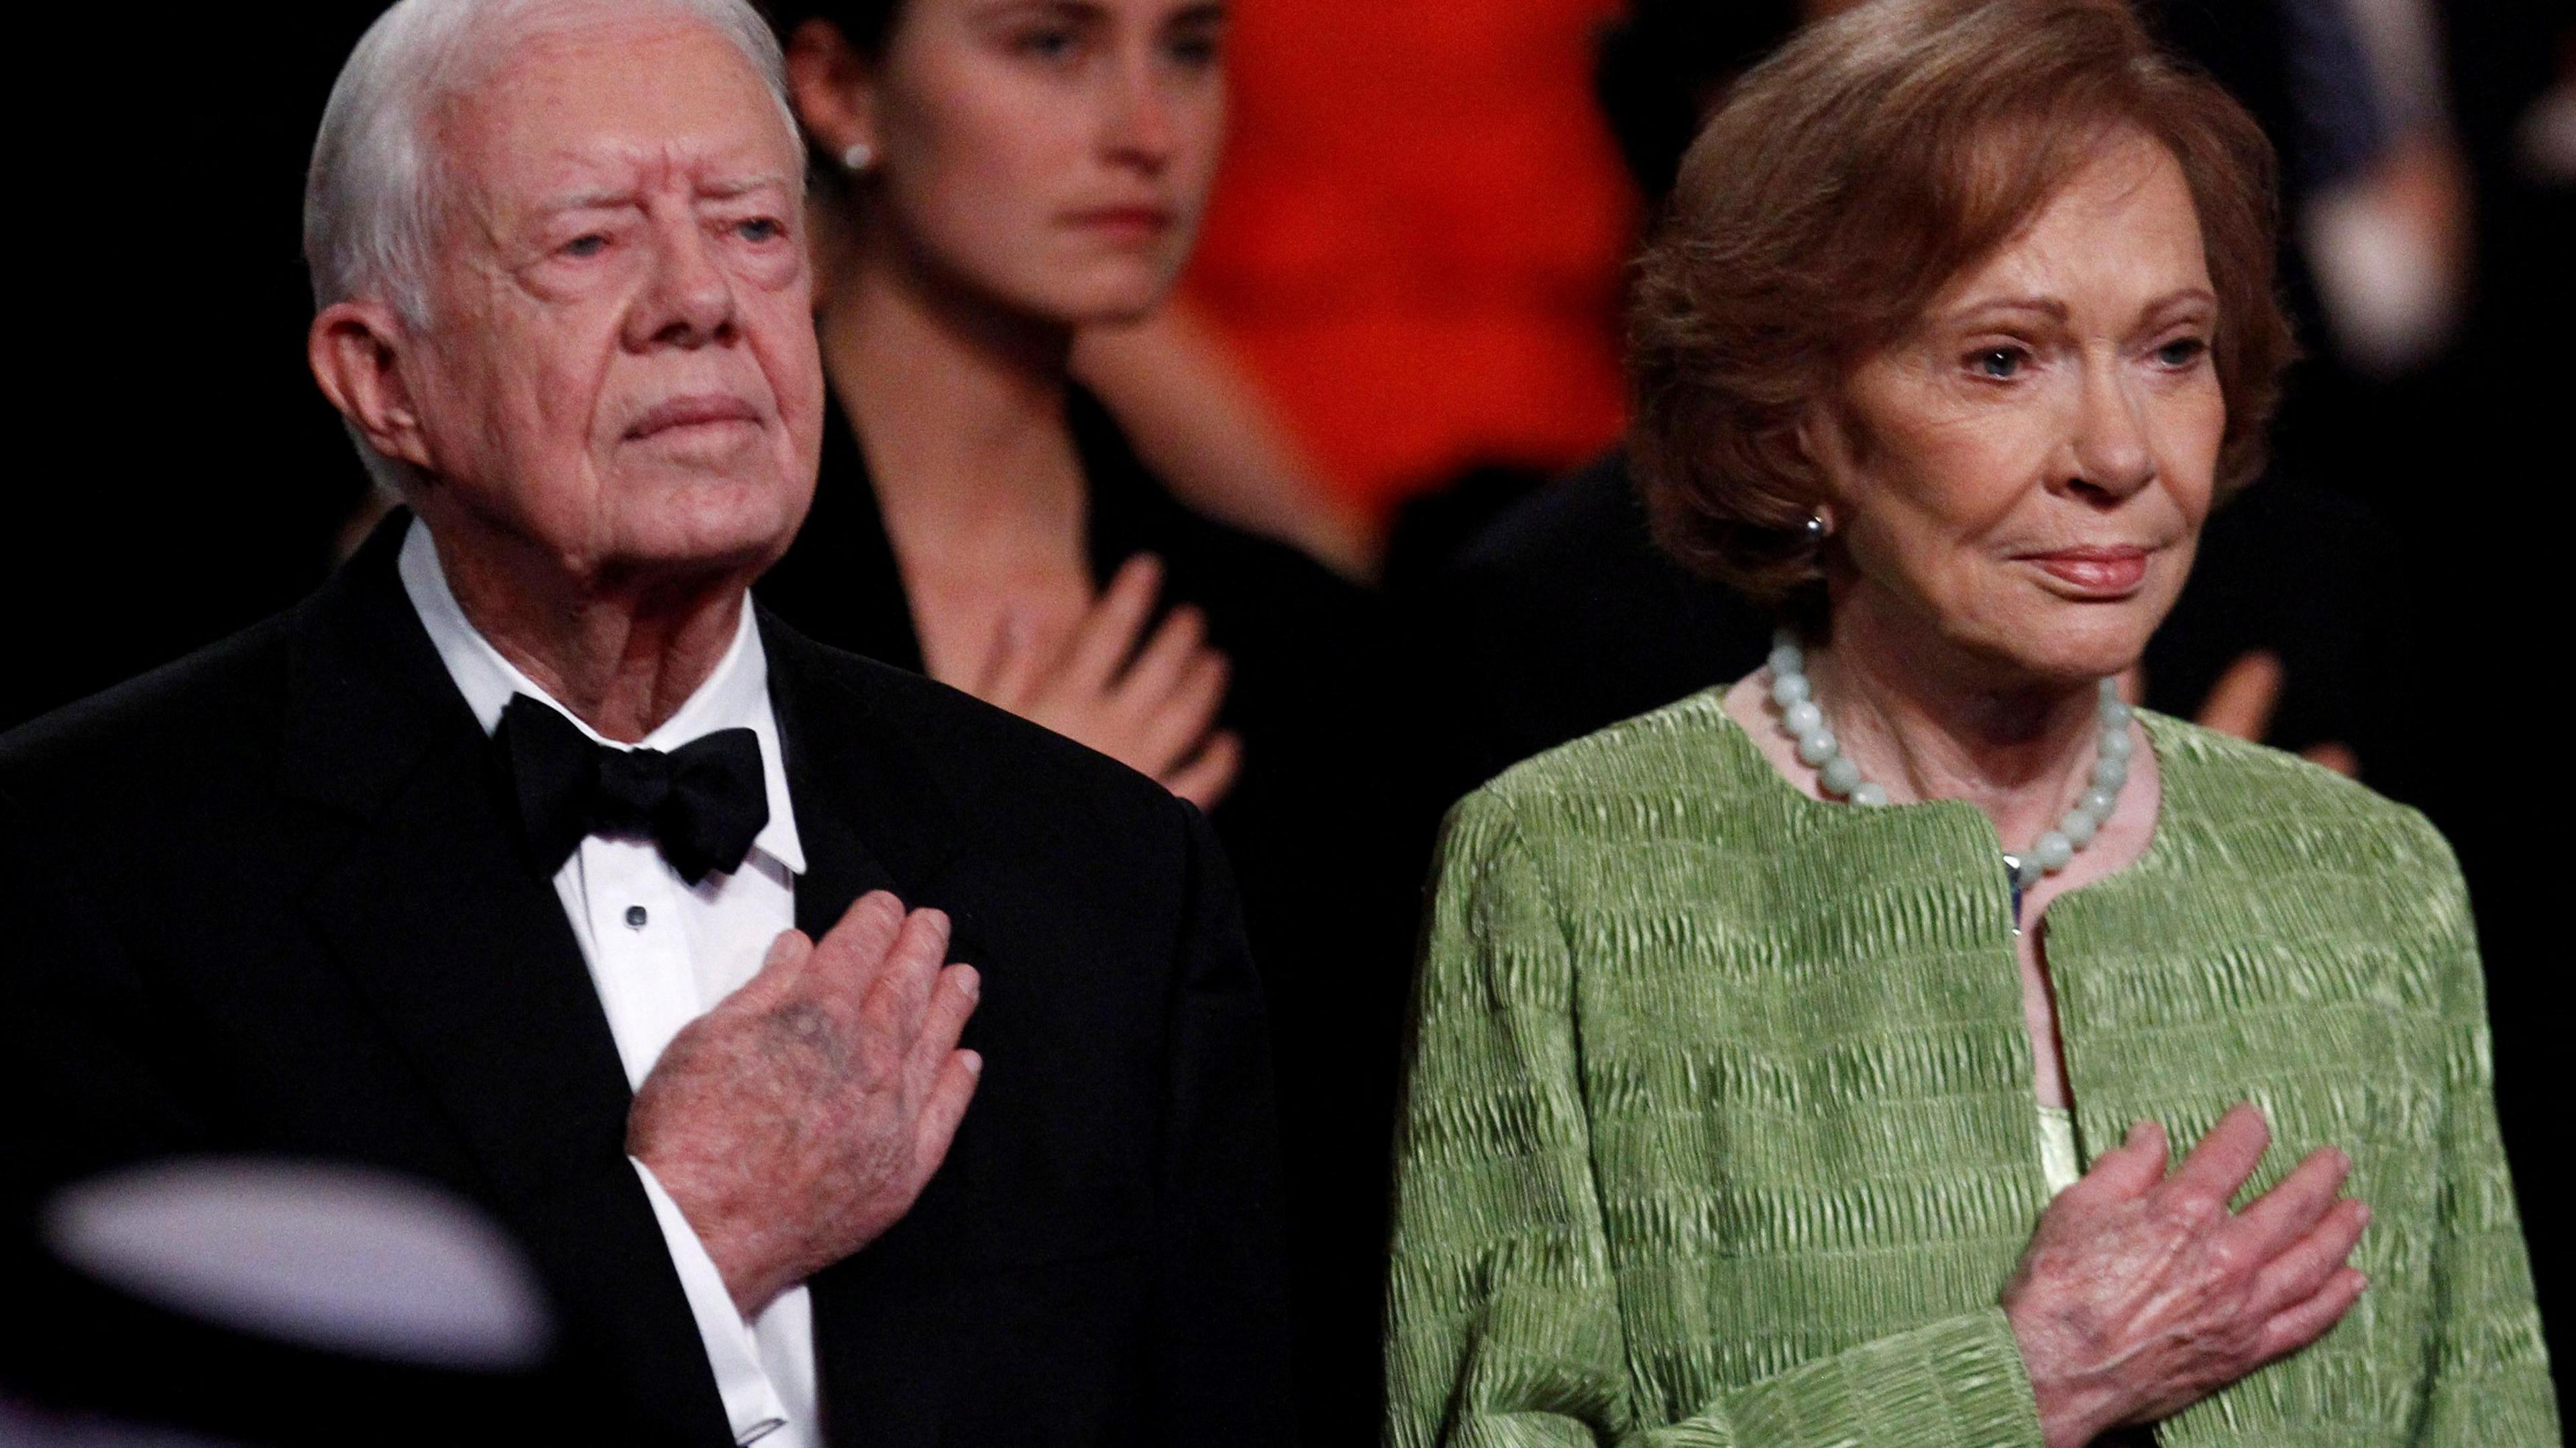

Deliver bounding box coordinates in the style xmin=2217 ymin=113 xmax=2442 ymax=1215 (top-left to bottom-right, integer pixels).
xmin=1383 ymin=3 xmax=2559 ymax=1445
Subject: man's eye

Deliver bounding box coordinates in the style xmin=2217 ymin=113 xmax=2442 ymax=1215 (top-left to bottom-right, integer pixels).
xmin=561 ymin=234 xmax=609 ymax=259
xmin=1972 ymin=347 xmax=2026 ymax=379
xmin=736 ymin=218 xmax=786 ymax=243
xmin=2155 ymin=337 xmax=2209 ymax=367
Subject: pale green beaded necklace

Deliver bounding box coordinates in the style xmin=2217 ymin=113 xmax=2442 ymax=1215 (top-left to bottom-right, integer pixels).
xmin=1765 ymin=629 xmax=2133 ymax=930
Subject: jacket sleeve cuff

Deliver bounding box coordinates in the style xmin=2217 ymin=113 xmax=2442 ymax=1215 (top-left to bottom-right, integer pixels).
xmin=1845 ymin=1307 xmax=2046 ymax=1448
xmin=1868 ymin=1307 xmax=2049 ymax=1448
xmin=1703 ymin=1306 xmax=2048 ymax=1448
xmin=631 ymin=1157 xmax=790 ymax=1445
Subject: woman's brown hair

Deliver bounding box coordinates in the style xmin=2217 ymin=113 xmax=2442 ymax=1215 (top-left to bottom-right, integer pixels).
xmin=1627 ymin=0 xmax=2293 ymax=606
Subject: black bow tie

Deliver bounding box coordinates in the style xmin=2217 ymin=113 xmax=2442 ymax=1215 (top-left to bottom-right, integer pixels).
xmin=495 ymin=694 xmax=770 ymax=886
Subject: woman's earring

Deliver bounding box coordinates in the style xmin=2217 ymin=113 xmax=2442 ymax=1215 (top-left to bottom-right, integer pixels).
xmin=841 ymin=142 xmax=875 ymax=174
xmin=1803 ymin=512 xmax=1830 ymax=543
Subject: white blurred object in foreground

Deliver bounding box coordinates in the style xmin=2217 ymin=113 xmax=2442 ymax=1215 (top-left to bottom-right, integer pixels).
xmin=43 ymin=1159 xmax=550 ymax=1371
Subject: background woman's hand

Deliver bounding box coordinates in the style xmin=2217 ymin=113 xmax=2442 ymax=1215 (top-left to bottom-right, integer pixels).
xmin=969 ymin=554 xmax=1243 ymax=810
xmin=2001 ymin=1103 xmax=2371 ymax=1447
xmin=2119 ymin=652 xmax=2361 ymax=776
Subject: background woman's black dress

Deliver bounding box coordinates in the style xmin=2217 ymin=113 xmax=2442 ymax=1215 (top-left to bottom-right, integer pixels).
xmin=757 ymin=390 xmax=1424 ymax=1443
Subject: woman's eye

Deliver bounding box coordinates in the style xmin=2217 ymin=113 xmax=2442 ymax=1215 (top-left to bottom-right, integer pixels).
xmin=561 ymin=234 xmax=609 ymax=260
xmin=1165 ymin=31 xmax=1221 ymax=66
xmin=1014 ymin=26 xmax=1078 ymax=60
xmin=1971 ymin=347 xmax=2026 ymax=380
xmin=735 ymin=218 xmax=785 ymax=243
xmin=2155 ymin=337 xmax=2208 ymax=367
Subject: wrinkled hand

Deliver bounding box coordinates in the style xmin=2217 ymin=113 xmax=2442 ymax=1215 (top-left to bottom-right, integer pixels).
xmin=971 ymin=553 xmax=1242 ymax=809
xmin=2120 ymin=652 xmax=2359 ymax=777
xmin=2002 ymin=1103 xmax=2370 ymax=1447
xmin=628 ymin=891 xmax=981 ymax=1316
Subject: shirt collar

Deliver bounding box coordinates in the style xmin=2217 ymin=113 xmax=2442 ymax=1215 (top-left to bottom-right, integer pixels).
xmin=396 ymin=516 xmax=806 ymax=875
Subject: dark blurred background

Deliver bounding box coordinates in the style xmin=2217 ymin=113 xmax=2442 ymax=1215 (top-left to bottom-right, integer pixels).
xmin=10 ymin=0 xmax=2568 ymax=1402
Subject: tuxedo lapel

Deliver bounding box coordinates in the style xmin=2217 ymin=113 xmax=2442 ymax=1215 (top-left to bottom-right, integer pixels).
xmin=299 ymin=738 xmax=633 ymax=1205
xmin=285 ymin=516 xmax=632 ymax=1204
xmin=761 ymin=614 xmax=996 ymax=1446
xmin=766 ymin=608 xmax=981 ymax=1273
xmin=759 ymin=610 xmax=967 ymax=941
xmin=278 ymin=516 xmax=731 ymax=1441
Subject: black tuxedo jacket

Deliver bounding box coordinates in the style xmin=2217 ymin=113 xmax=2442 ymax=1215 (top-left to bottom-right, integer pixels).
xmin=0 ymin=516 xmax=1295 ymax=1446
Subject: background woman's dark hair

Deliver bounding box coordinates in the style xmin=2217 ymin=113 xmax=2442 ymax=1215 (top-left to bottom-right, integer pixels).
xmin=760 ymin=1 xmax=904 ymax=58
xmin=758 ymin=0 xmax=905 ymax=182
xmin=1627 ymin=0 xmax=2294 ymax=610
xmin=1591 ymin=0 xmax=1801 ymax=209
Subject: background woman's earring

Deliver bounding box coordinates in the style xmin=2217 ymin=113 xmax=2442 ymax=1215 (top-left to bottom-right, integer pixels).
xmin=841 ymin=142 xmax=875 ymax=174
xmin=1803 ymin=512 xmax=1829 ymax=543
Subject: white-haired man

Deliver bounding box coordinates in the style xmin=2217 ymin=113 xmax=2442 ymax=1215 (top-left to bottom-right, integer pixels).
xmin=0 ymin=1 xmax=1294 ymax=1443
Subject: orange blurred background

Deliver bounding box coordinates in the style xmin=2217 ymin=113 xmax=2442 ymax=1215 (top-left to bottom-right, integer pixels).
xmin=1178 ymin=0 xmax=1640 ymax=516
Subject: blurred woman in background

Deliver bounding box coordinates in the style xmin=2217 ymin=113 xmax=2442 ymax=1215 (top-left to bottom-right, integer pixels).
xmin=754 ymin=2 xmax=1417 ymax=1436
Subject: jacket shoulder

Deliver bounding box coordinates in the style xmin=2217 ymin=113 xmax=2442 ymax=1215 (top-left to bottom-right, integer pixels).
xmin=2143 ymin=712 xmax=2463 ymax=885
xmin=2148 ymin=712 xmax=2449 ymax=839
xmin=0 ymin=611 xmax=294 ymax=800
xmin=1450 ymin=688 xmax=1767 ymax=837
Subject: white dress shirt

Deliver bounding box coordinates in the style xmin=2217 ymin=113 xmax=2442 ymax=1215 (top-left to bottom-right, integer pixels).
xmin=398 ymin=520 xmax=818 ymax=1448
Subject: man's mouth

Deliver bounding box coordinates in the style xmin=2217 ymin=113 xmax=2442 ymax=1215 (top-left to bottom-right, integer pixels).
xmin=625 ymin=394 xmax=763 ymax=441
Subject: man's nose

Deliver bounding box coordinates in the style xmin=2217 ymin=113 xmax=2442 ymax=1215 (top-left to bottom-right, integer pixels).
xmin=2061 ymin=355 xmax=2157 ymax=501
xmin=625 ymin=219 xmax=737 ymax=351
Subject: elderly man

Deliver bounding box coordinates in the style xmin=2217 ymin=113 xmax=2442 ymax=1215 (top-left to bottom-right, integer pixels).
xmin=0 ymin=0 xmax=1293 ymax=1443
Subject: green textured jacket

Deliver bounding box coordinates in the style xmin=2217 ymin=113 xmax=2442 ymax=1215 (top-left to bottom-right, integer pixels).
xmin=1385 ymin=695 xmax=2558 ymax=1447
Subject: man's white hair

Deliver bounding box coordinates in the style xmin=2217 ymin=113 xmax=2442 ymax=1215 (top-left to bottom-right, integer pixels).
xmin=305 ymin=0 xmax=798 ymax=324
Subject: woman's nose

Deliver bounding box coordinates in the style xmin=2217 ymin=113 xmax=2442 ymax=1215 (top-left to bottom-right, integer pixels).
xmin=2064 ymin=359 xmax=2156 ymax=500
xmin=1101 ymin=61 xmax=1177 ymax=170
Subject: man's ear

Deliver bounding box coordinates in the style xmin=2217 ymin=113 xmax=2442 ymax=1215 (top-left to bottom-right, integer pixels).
xmin=309 ymin=300 xmax=434 ymax=471
xmin=783 ymin=18 xmax=880 ymax=164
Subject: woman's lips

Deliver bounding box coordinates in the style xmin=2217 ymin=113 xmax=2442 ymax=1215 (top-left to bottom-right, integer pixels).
xmin=2023 ymin=546 xmax=2151 ymax=596
xmin=1061 ymin=206 xmax=1174 ymax=241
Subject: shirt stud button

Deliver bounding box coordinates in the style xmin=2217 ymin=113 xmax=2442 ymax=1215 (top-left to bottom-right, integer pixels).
xmin=624 ymin=905 xmax=649 ymax=930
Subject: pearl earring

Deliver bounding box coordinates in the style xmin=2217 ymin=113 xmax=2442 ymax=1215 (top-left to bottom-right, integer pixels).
xmin=841 ymin=142 xmax=875 ymax=173
xmin=1803 ymin=512 xmax=1829 ymax=543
